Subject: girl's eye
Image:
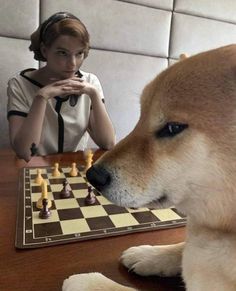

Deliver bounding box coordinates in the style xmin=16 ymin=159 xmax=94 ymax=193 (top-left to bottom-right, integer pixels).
xmin=76 ymin=51 xmax=84 ymax=57
xmin=156 ymin=122 xmax=188 ymax=138
xmin=57 ymin=51 xmax=67 ymax=56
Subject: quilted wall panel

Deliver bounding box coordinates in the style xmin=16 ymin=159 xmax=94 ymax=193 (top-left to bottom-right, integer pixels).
xmin=1 ymin=0 xmax=236 ymax=149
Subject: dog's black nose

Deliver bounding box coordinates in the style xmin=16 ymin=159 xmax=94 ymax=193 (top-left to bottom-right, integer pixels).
xmin=86 ymin=164 xmax=111 ymax=190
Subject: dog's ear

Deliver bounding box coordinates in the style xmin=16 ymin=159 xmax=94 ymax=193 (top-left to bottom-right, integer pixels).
xmin=179 ymin=53 xmax=188 ymax=61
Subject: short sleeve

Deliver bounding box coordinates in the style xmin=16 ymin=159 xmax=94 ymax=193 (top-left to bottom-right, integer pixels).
xmin=7 ymin=77 xmax=30 ymax=119
xmin=88 ymin=73 xmax=105 ymax=104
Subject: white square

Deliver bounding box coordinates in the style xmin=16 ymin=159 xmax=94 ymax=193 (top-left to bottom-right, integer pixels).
xmin=80 ymin=205 xmax=107 ymax=218
xmin=54 ymin=198 xmax=79 ymax=209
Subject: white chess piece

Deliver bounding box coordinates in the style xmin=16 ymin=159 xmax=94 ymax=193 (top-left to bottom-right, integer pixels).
xmin=52 ymin=163 xmax=60 ymax=177
xmin=70 ymin=162 xmax=78 ymax=177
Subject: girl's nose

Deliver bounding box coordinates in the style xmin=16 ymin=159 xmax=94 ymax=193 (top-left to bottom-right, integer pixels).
xmin=68 ymin=55 xmax=76 ymax=66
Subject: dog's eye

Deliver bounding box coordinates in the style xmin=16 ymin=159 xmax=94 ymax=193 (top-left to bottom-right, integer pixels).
xmin=156 ymin=122 xmax=188 ymax=138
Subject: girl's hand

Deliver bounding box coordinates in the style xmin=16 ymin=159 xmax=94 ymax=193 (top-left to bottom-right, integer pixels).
xmin=37 ymin=77 xmax=97 ymax=100
xmin=61 ymin=77 xmax=98 ymax=98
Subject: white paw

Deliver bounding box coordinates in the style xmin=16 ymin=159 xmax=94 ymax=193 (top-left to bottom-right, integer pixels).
xmin=120 ymin=245 xmax=182 ymax=277
xmin=62 ymin=272 xmax=135 ymax=291
xmin=62 ymin=273 xmax=110 ymax=291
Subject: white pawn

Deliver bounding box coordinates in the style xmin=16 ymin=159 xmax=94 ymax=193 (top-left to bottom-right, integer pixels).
xmin=70 ymin=162 xmax=78 ymax=177
xmin=52 ymin=162 xmax=60 ymax=177
xmin=84 ymin=149 xmax=93 ymax=171
xmin=35 ymin=169 xmax=43 ymax=184
xmin=36 ymin=180 xmax=52 ymax=209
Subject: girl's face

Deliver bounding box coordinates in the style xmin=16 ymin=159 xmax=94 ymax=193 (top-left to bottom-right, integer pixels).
xmin=41 ymin=35 xmax=85 ymax=79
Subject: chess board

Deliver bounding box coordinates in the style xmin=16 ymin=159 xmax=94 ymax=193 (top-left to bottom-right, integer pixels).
xmin=15 ymin=166 xmax=186 ymax=249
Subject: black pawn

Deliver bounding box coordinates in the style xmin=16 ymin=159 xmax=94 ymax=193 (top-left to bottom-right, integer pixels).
xmin=85 ymin=186 xmax=96 ymax=205
xmin=39 ymin=198 xmax=51 ymax=219
xmin=30 ymin=142 xmax=38 ymax=156
xmin=60 ymin=180 xmax=71 ymax=199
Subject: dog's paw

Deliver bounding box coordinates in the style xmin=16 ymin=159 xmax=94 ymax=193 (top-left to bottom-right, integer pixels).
xmin=62 ymin=272 xmax=136 ymax=291
xmin=120 ymin=244 xmax=183 ymax=277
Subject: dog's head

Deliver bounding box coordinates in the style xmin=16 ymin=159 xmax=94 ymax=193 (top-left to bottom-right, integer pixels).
xmin=87 ymin=45 xmax=236 ymax=230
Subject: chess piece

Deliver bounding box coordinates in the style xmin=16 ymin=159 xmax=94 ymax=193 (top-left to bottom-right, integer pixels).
xmin=84 ymin=149 xmax=93 ymax=171
xmin=52 ymin=162 xmax=60 ymax=177
xmin=39 ymin=198 xmax=51 ymax=219
xmin=69 ymin=162 xmax=78 ymax=177
xmin=60 ymin=180 xmax=71 ymax=198
xmin=85 ymin=186 xmax=96 ymax=205
xmin=35 ymin=169 xmax=43 ymax=184
xmin=30 ymin=142 xmax=38 ymax=156
xmin=36 ymin=180 xmax=52 ymax=209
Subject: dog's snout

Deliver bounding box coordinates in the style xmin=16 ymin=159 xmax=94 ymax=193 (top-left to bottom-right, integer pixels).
xmin=86 ymin=164 xmax=111 ymax=191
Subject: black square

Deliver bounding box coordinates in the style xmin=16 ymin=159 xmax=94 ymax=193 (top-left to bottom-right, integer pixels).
xmin=70 ymin=183 xmax=88 ymax=190
xmin=77 ymin=197 xmax=100 ymax=207
xmin=49 ymin=178 xmax=66 ymax=185
xmin=103 ymin=204 xmax=128 ymax=215
xmin=171 ymin=208 xmax=184 ymax=218
xmin=31 ymin=185 xmax=51 ymax=193
xmin=30 ymin=173 xmax=47 ymax=180
xmin=86 ymin=216 xmax=115 ymax=230
xmin=34 ymin=221 xmax=62 ymax=238
xmin=131 ymin=211 xmax=160 ymax=224
xmin=53 ymin=191 xmax=74 ymax=200
xmin=58 ymin=208 xmax=83 ymax=220
xmin=64 ymin=172 xmax=82 ymax=178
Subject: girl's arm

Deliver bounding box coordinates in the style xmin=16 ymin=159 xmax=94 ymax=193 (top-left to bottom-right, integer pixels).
xmin=9 ymin=95 xmax=48 ymax=161
xmin=9 ymin=79 xmax=81 ymax=161
xmin=87 ymin=89 xmax=116 ymax=149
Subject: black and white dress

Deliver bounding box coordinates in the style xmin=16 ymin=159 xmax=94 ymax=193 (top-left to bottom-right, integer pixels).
xmin=7 ymin=69 xmax=105 ymax=155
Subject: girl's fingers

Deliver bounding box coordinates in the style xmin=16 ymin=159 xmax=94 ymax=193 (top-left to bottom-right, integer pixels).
xmin=71 ymin=77 xmax=84 ymax=82
xmin=61 ymin=87 xmax=82 ymax=95
xmin=61 ymin=86 xmax=73 ymax=91
xmin=50 ymin=78 xmax=85 ymax=88
xmin=54 ymin=77 xmax=83 ymax=83
xmin=64 ymin=83 xmax=85 ymax=90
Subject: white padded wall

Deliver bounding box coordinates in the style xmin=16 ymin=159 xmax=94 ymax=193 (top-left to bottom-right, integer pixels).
xmin=1 ymin=0 xmax=236 ymax=149
xmin=170 ymin=13 xmax=236 ymax=59
xmin=175 ymin=0 xmax=236 ymax=23
xmin=169 ymin=0 xmax=236 ymax=67
xmin=121 ymin=0 xmax=173 ymax=10
xmin=41 ymin=0 xmax=171 ymax=57
xmin=0 ymin=0 xmax=39 ymax=38
xmin=0 ymin=0 xmax=39 ymax=149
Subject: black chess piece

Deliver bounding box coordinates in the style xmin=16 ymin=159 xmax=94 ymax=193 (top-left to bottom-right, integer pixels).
xmin=30 ymin=143 xmax=38 ymax=156
xmin=39 ymin=198 xmax=51 ymax=219
xmin=85 ymin=186 xmax=96 ymax=205
xmin=60 ymin=180 xmax=71 ymax=198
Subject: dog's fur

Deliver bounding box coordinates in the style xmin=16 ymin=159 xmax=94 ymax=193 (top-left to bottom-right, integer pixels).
xmin=63 ymin=45 xmax=236 ymax=291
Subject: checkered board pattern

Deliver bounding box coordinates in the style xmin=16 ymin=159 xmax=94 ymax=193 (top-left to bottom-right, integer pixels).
xmin=15 ymin=166 xmax=186 ymax=249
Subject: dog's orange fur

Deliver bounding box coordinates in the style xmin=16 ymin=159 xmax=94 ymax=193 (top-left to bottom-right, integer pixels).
xmin=63 ymin=45 xmax=236 ymax=291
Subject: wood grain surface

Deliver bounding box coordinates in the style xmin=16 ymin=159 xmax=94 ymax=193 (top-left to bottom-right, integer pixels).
xmin=0 ymin=149 xmax=186 ymax=291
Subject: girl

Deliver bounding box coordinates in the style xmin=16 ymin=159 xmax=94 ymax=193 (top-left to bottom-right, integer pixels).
xmin=7 ymin=12 xmax=115 ymax=161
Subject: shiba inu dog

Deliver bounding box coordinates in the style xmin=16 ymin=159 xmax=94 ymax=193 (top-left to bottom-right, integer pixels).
xmin=63 ymin=44 xmax=236 ymax=291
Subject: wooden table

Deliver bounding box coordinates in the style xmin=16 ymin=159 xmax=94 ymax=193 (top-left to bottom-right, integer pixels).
xmin=0 ymin=149 xmax=186 ymax=291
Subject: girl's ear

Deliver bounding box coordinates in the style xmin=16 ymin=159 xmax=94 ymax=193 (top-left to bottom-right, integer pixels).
xmin=40 ymin=43 xmax=47 ymax=60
